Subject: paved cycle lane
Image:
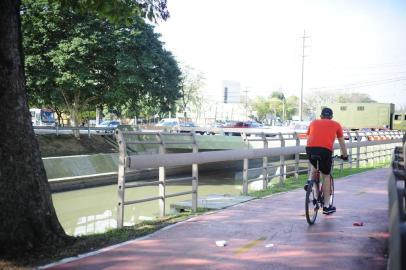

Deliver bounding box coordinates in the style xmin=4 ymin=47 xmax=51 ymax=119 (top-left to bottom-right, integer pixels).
xmin=44 ymin=168 xmax=389 ymax=270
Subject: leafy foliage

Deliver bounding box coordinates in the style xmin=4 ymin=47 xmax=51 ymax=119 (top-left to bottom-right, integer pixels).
xmin=22 ymin=0 xmax=181 ymax=127
xmin=337 ymin=93 xmax=376 ymax=103
xmin=177 ymin=65 xmax=205 ymax=118
xmin=57 ymin=0 xmax=170 ymax=24
xmin=251 ymin=92 xmax=297 ymax=122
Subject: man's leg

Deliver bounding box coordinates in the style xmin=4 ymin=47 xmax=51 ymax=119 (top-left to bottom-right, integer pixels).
xmin=304 ymin=163 xmax=318 ymax=191
xmin=309 ymin=165 xmax=318 ymax=180
xmin=321 ymin=173 xmax=331 ymax=205
xmin=321 ymin=173 xmax=336 ymax=214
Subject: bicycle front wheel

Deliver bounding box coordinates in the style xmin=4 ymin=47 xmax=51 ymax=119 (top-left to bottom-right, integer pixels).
xmin=305 ymin=180 xmax=319 ymax=225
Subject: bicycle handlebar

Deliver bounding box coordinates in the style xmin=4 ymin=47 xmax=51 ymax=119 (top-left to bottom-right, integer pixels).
xmin=333 ymin=155 xmax=348 ymax=161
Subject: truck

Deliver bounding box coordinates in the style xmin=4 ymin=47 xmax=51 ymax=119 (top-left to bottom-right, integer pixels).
xmin=30 ymin=108 xmax=56 ymax=127
xmin=315 ymin=103 xmax=406 ymax=131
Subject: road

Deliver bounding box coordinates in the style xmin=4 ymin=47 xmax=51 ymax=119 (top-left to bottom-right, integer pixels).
xmin=44 ymin=168 xmax=389 ymax=270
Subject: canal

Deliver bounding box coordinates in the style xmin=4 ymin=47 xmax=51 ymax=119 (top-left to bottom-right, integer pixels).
xmin=52 ymin=169 xmax=259 ymax=236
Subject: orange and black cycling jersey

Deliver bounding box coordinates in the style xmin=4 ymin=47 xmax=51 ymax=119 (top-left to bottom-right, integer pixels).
xmin=306 ymin=119 xmax=344 ymax=151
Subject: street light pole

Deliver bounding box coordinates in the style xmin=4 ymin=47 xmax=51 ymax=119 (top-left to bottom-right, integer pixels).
xmin=299 ymin=30 xmax=309 ymax=121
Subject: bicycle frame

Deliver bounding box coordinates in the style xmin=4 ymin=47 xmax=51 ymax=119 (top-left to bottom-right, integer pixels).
xmin=305 ymin=156 xmax=337 ymax=225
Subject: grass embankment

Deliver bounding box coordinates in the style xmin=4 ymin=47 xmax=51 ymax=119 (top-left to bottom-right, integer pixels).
xmin=1 ymin=162 xmax=390 ymax=269
xmin=250 ymin=161 xmax=390 ymax=198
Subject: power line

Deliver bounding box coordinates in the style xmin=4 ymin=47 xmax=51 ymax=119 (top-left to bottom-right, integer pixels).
xmin=308 ymin=76 xmax=406 ymax=92
xmin=243 ymin=88 xmax=249 ymax=119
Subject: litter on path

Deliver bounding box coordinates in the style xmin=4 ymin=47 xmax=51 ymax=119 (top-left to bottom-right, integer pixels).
xmin=353 ymin=221 xmax=364 ymax=226
xmin=215 ymin=240 xmax=227 ymax=247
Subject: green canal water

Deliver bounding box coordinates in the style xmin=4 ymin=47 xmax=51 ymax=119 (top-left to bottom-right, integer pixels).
xmin=51 ymin=170 xmax=258 ymax=236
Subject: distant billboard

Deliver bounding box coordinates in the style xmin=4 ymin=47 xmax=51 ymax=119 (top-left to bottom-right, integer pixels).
xmin=222 ymin=81 xmax=241 ymax=104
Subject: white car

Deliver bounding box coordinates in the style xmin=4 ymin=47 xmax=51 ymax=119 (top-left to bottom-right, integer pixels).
xmin=96 ymin=120 xmax=121 ymax=133
xmin=156 ymin=118 xmax=180 ymax=127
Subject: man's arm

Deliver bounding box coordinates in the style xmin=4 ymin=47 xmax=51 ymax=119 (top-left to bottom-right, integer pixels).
xmin=337 ymin=137 xmax=348 ymax=158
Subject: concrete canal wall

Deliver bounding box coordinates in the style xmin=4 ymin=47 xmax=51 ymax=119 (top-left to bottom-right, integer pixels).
xmin=43 ymin=134 xmax=295 ymax=192
xmin=43 ymin=135 xmax=251 ymax=192
xmin=44 ymin=153 xmax=255 ymax=192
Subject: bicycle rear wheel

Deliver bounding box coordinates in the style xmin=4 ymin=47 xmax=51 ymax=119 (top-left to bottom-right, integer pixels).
xmin=305 ymin=180 xmax=319 ymax=225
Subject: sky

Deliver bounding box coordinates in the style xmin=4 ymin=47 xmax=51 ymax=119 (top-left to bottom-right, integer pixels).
xmin=155 ymin=0 xmax=406 ymax=109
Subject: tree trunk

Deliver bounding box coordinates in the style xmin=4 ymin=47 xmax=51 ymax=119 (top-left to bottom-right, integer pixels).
xmin=68 ymin=105 xmax=81 ymax=138
xmin=96 ymin=105 xmax=103 ymax=125
xmin=54 ymin=107 xmax=63 ymax=126
xmin=0 ymin=0 xmax=69 ymax=257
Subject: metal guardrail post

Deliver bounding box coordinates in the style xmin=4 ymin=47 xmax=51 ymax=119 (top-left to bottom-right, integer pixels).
xmin=365 ymin=132 xmax=370 ymax=166
xmin=241 ymin=132 xmax=249 ymax=148
xmin=355 ymin=131 xmax=361 ymax=168
xmin=380 ymin=132 xmax=385 ymax=163
xmin=294 ymin=132 xmax=300 ymax=180
xmin=157 ymin=133 xmax=166 ymax=217
xmin=347 ymin=131 xmax=353 ymax=169
xmin=279 ymin=133 xmax=286 ymax=184
xmin=261 ymin=133 xmax=268 ymax=189
xmin=374 ymin=131 xmax=379 ymax=166
xmin=56 ymin=125 xmax=59 ymax=136
xmin=116 ymin=129 xmax=127 ymax=228
xmin=191 ymin=133 xmax=198 ymax=212
xmin=243 ymin=158 xmax=249 ymax=195
xmin=88 ymin=124 xmax=91 ymax=138
xmin=365 ymin=141 xmax=368 ymax=166
xmin=385 ymin=131 xmax=391 ymax=160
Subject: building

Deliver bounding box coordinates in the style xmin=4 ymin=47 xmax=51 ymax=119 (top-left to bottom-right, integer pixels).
xmin=222 ymin=81 xmax=241 ymax=104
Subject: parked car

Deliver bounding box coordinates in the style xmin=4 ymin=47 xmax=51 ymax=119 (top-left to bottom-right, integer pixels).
xmin=289 ymin=121 xmax=310 ymax=139
xmin=179 ymin=122 xmax=198 ymax=127
xmin=228 ymin=121 xmax=263 ymax=128
xmin=96 ymin=120 xmax=121 ymax=133
xmin=156 ymin=118 xmax=180 ymax=127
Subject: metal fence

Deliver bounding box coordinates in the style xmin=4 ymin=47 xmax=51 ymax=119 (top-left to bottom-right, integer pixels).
xmin=33 ymin=125 xmax=119 ymax=137
xmin=388 ymin=135 xmax=406 ymax=270
xmin=115 ymin=130 xmax=404 ymax=228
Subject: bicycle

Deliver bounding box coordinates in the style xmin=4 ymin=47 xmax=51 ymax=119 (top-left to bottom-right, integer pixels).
xmin=305 ymin=155 xmax=344 ymax=225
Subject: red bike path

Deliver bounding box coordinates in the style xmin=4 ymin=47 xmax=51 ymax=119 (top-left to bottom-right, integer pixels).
xmin=43 ymin=168 xmax=390 ymax=270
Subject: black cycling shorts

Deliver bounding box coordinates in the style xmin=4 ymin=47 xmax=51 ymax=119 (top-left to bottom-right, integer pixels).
xmin=305 ymin=147 xmax=333 ymax=175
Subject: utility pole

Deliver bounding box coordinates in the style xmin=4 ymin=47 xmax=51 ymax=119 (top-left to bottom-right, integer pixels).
xmin=300 ymin=30 xmax=310 ymax=121
xmin=243 ymin=88 xmax=249 ymax=120
xmin=279 ymin=88 xmax=286 ymax=123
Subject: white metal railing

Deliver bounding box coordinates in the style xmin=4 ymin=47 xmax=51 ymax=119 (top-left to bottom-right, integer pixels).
xmin=33 ymin=125 xmax=121 ymax=137
xmin=115 ymin=130 xmax=404 ymax=228
xmin=116 ymin=131 xmax=199 ymax=228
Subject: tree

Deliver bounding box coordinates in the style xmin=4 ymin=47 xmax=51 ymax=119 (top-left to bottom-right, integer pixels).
xmin=177 ymin=65 xmax=205 ymax=119
xmin=113 ymin=24 xmax=181 ymax=119
xmin=271 ymin=90 xmax=285 ymax=100
xmin=0 ymin=0 xmax=169 ymax=257
xmin=285 ymin=95 xmax=299 ymax=120
xmin=337 ymin=92 xmax=376 ymax=103
xmin=251 ymin=96 xmax=270 ymax=121
xmin=251 ymin=92 xmax=297 ymax=123
xmin=22 ymin=1 xmax=181 ymax=134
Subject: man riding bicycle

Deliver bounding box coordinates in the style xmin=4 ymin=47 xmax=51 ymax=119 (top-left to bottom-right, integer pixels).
xmin=304 ymin=107 xmax=348 ymax=215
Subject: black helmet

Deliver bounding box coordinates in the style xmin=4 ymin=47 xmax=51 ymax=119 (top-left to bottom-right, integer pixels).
xmin=321 ymin=107 xmax=333 ymax=119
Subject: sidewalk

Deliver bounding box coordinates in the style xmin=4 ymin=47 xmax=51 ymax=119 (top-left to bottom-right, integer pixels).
xmin=44 ymin=168 xmax=390 ymax=270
